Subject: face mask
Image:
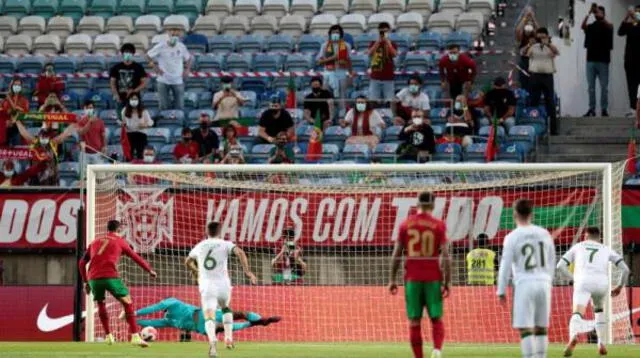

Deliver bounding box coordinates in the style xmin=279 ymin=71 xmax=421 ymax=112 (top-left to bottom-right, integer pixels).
xmin=409 ymin=85 xmax=420 ymax=94
xmin=183 ymin=136 xmax=192 ymax=142
xmin=3 ymin=170 xmax=13 ymax=177
xmin=312 ymin=87 xmax=321 ymax=94
xmin=270 ymin=106 xmax=280 ymax=111
xmin=40 ymin=137 xmax=50 ymax=145
xmin=129 ymin=100 xmax=139 ymax=107
xmin=449 ymin=54 xmax=459 ymax=62
xmin=169 ymin=36 xmax=179 ymax=46
xmin=412 ymin=117 xmax=423 ymax=126
xmin=46 ymin=68 xmax=54 ymax=75
xmin=356 ymin=103 xmax=366 ymax=112
xmin=454 ymin=102 xmax=462 ymax=110
xmin=85 ymin=108 xmax=94 ymax=116
xmin=635 ymin=12 xmax=640 ymax=21
xmin=330 ymin=33 xmax=340 ymax=41
xmin=51 ymin=122 xmax=59 ymax=130
xmin=143 ymin=155 xmax=155 ymax=163
xmin=123 ymin=53 xmax=133 ymax=62
xmin=524 ymin=24 xmax=534 ymax=33
xmin=200 ymin=122 xmax=208 ymax=129
xmin=12 ymin=85 xmax=21 ymax=93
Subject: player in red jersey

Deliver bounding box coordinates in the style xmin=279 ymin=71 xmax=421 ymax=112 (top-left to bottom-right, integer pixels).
xmin=388 ymin=191 xmax=452 ymax=358
xmin=79 ymin=220 xmax=157 ymax=346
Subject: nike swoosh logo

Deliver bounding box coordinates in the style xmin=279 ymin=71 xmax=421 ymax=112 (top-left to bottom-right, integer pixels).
xmin=612 ymin=306 xmax=640 ymax=323
xmin=37 ymin=304 xmax=87 ymax=332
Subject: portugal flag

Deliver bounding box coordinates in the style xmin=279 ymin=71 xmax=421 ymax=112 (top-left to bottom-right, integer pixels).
xmin=285 ymin=74 xmax=296 ymax=109
xmin=121 ymin=124 xmax=132 ymax=161
xmin=305 ymin=111 xmax=323 ymax=162
xmin=484 ymin=115 xmax=498 ymax=162
xmin=627 ymin=130 xmax=637 ymax=174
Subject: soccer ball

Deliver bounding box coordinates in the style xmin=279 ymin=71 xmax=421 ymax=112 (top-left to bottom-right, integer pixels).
xmin=140 ymin=326 xmax=158 ymax=342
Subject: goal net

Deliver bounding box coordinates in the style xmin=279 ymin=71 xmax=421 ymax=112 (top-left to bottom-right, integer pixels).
xmin=85 ymin=163 xmax=633 ymax=344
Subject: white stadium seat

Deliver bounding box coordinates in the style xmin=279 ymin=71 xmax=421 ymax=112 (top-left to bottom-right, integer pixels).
xmin=151 ymin=33 xmax=169 ymax=47
xmin=205 ymin=0 xmax=232 ymax=17
xmin=290 ymin=0 xmax=317 ymax=23
xmin=106 ymin=16 xmax=134 ymax=37
xmin=135 ymin=15 xmax=162 ymax=37
xmin=349 ymin=0 xmax=377 ymax=17
xmin=251 ymin=15 xmax=278 ymax=36
xmin=378 ymin=0 xmax=405 ymax=16
xmin=34 ymin=34 xmax=61 ymax=55
xmin=123 ymin=34 xmax=149 ymax=53
xmin=407 ymin=0 xmax=435 ymax=19
xmin=456 ymin=11 xmax=485 ymax=38
xmin=340 ymin=14 xmax=366 ymax=36
xmin=47 ymin=16 xmax=74 ymax=40
xmin=468 ymin=0 xmax=495 ymax=20
xmin=321 ymin=0 xmax=348 ymax=17
xmin=309 ymin=14 xmax=337 ymax=36
xmin=5 ymin=34 xmax=33 ymax=55
xmin=279 ymin=15 xmax=306 ymax=39
xmin=163 ymin=14 xmax=189 ymax=32
xmin=439 ymin=0 xmax=466 ymax=16
xmin=0 ymin=16 xmax=18 ymax=38
xmin=367 ymin=13 xmax=394 ymax=33
xmin=396 ymin=12 xmax=424 ymax=35
xmin=221 ymin=15 xmax=249 ymax=37
xmin=94 ymin=33 xmax=121 ymax=55
xmin=193 ymin=15 xmax=221 ymax=37
xmin=64 ymin=33 xmax=92 ymax=55
xmin=234 ymin=0 xmax=261 ymax=19
xmin=77 ymin=16 xmax=105 ymax=36
xmin=0 ymin=36 xmax=4 ymax=52
xmin=427 ymin=12 xmax=456 ymax=35
xmin=18 ymin=16 xmax=46 ymax=38
xmin=263 ymin=0 xmax=289 ymax=19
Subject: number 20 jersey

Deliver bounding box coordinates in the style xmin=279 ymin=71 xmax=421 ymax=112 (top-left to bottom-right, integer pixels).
xmin=398 ymin=212 xmax=448 ymax=282
xmin=188 ymin=238 xmax=236 ymax=293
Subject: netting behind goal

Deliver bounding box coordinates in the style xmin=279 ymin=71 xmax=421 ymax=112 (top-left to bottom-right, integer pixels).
xmin=85 ymin=163 xmax=633 ymax=344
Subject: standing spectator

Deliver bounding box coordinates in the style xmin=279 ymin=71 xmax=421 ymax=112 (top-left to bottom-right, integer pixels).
xmin=174 ymin=128 xmax=199 ymax=163
xmin=393 ymin=75 xmax=431 ymax=125
xmin=439 ymin=45 xmax=477 ymax=100
xmin=268 ymin=132 xmax=295 ymax=164
xmin=515 ymin=7 xmax=539 ymax=92
xmin=146 ymin=27 xmax=192 ymax=110
xmin=524 ymin=27 xmax=559 ymax=135
xmin=192 ymin=112 xmax=219 ymax=158
xmin=271 ymin=228 xmax=306 ymax=285
xmin=582 ymin=4 xmax=613 ymax=117
xmin=618 ymin=5 xmax=640 ymax=116
xmin=35 ymin=63 xmax=64 ymax=106
xmin=122 ymin=94 xmax=154 ymax=160
xmin=340 ymin=96 xmax=386 ymax=149
xmin=212 ymin=76 xmax=246 ymax=122
xmin=398 ymin=109 xmax=435 ymax=163
xmin=75 ymin=100 xmax=106 ymax=164
xmin=303 ymin=77 xmax=334 ymax=128
xmin=483 ymin=77 xmax=517 ymax=132
xmin=368 ymin=22 xmax=398 ymax=103
xmin=39 ymin=93 xmax=67 ymax=113
xmin=109 ymin=43 xmax=147 ymax=115
xmin=258 ymin=96 xmax=294 ymax=144
xmin=0 ymin=78 xmax=29 ymax=146
xmin=316 ymin=25 xmax=352 ymax=103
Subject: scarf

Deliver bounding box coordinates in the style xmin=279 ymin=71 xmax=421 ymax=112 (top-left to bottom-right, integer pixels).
xmin=351 ymin=110 xmax=372 ymax=136
xmin=324 ymin=40 xmax=350 ymax=70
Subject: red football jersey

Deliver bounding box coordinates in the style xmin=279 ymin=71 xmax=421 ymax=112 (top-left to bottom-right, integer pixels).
xmin=79 ymin=233 xmax=152 ymax=281
xmin=398 ymin=212 xmax=447 ymax=282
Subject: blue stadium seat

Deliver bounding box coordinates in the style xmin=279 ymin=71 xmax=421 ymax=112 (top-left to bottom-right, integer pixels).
xmin=463 ymin=142 xmax=487 ymax=163
xmin=296 ymin=124 xmax=314 ymax=142
xmin=444 ymin=31 xmax=473 ymax=51
xmin=17 ymin=56 xmax=46 ymax=74
xmin=429 ymin=108 xmax=450 ymax=125
xmin=32 ymin=0 xmax=59 ymax=20
xmin=184 ymin=91 xmax=199 ymax=110
xmin=183 ymin=34 xmax=208 ymax=54
xmin=236 ymin=34 xmax=264 ymax=53
xmin=285 ymin=53 xmax=312 ymax=71
xmin=342 ymin=143 xmax=370 ymax=163
xmin=350 ymin=53 xmax=369 ymax=73
xmin=254 ymin=53 xmax=281 ymax=72
xmin=416 ymin=31 xmax=443 ymax=51
xmin=297 ymin=34 xmax=323 ymax=54
xmin=432 ymin=124 xmax=444 ymax=136
xmin=78 ymin=55 xmax=106 ymax=73
xmin=353 ymin=33 xmax=376 ymax=51
xmin=324 ymin=125 xmax=350 ymax=149
xmin=496 ymin=143 xmax=523 ymax=162
xmin=403 ymin=53 xmax=430 ymax=72
xmin=239 ymin=90 xmax=257 ymax=108
xmin=143 ymin=127 xmax=172 ymax=150
xmin=514 ymin=88 xmax=529 ymax=106
xmin=61 ymin=92 xmax=79 ymax=110
xmin=433 ymin=143 xmax=462 ymax=162
xmin=88 ymin=0 xmax=116 ymax=18
xmin=174 ymin=0 xmax=202 ymax=25
xmin=60 ymin=0 xmax=87 ymax=24
xmin=146 ymin=0 xmax=173 ymax=18
xmin=142 ymin=92 xmax=160 ymax=111
xmin=478 ymin=125 xmax=506 ymax=138
xmin=373 ymin=142 xmax=400 ymax=163
xmin=425 ymin=88 xmax=443 ymax=106
xmin=198 ymin=92 xmax=213 ymax=109
xmin=157 ymin=110 xmax=185 ymax=127
xmin=224 ymin=53 xmax=253 ymax=72
xmin=158 ymin=144 xmax=176 ymax=162
xmin=389 ymin=32 xmax=413 ymax=52
xmin=66 ymin=77 xmax=93 ymax=98
xmin=93 ymin=77 xmax=111 ymax=94
xmin=208 ymin=35 xmax=235 ymax=53
xmin=58 ymin=161 xmax=80 ymax=180
xmin=240 ymin=107 xmax=259 ymax=119
xmin=507 ymin=125 xmax=536 ymax=154
xmin=118 ymin=0 xmax=145 ymax=18
xmin=52 ymin=56 xmax=77 ymax=74
xmin=383 ymin=125 xmax=403 ymax=142
xmin=196 ymin=54 xmax=223 ymax=72
xmin=100 ymin=109 xmax=119 ymax=127
xmin=266 ymin=34 xmax=294 ymax=52
xmin=3 ymin=0 xmax=32 ymax=20
xmin=184 ymin=77 xmax=211 ymax=93
xmin=250 ymin=143 xmax=275 ymax=164
xmin=86 ymin=90 xmax=111 ymax=110
xmin=187 ymin=109 xmax=214 ymax=126
xmin=517 ymin=106 xmax=547 ymax=135
xmin=0 ymin=58 xmax=17 ymax=74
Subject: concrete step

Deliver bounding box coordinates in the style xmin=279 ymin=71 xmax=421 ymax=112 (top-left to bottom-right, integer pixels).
xmin=560 ymin=117 xmax=634 ymax=127
xmin=558 ymin=126 xmax=635 ymax=137
xmin=537 ymin=153 xmax=627 ymax=163
xmin=548 ymin=136 xmax=636 ymax=145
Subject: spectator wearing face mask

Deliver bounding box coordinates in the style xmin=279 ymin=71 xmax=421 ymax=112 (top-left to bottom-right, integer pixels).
xmin=368 ymin=22 xmax=398 ymax=103
xmin=439 ymin=44 xmax=477 ymax=100
xmin=212 ymin=76 xmax=246 ymax=122
xmin=35 ymin=63 xmax=64 ymax=106
xmin=109 ymin=43 xmax=147 ymax=114
xmin=516 ymin=7 xmax=538 ymax=92
xmin=398 ymin=109 xmax=435 ymax=163
xmin=303 ymin=77 xmax=334 ymax=128
xmin=393 ymin=75 xmax=431 ymax=125
xmin=523 ymin=27 xmax=559 ymax=135
xmin=258 ymin=96 xmax=294 ymax=144
xmin=582 ymin=4 xmax=613 ymax=117
xmin=39 ymin=93 xmax=67 ymax=113
xmin=191 ymin=112 xmax=219 ymax=158
xmin=75 ymin=100 xmax=107 ymax=164
xmin=146 ymin=27 xmax=192 ymax=110
xmin=446 ymin=95 xmax=474 ymax=142
xmin=340 ymin=96 xmax=386 ymax=150
xmin=483 ymin=77 xmax=517 ymax=132
xmin=130 ymin=146 xmax=161 ymax=184
xmin=174 ymin=127 xmax=199 ymax=164
xmin=0 ymin=78 xmax=29 ymax=146
xmin=0 ymin=160 xmax=47 ymax=187
xmin=618 ymin=5 xmax=640 ymax=117
xmin=268 ymin=131 xmax=295 ymax=164
xmin=122 ymin=94 xmax=154 ymax=160
xmin=316 ymin=25 xmax=353 ymax=103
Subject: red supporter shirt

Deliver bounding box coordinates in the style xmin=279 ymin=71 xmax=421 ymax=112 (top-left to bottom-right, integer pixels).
xmin=79 ymin=233 xmax=152 ymax=282
xmin=0 ymin=95 xmax=29 ymax=145
xmin=438 ymin=54 xmax=477 ymax=84
xmin=398 ymin=212 xmax=447 ymax=282
xmin=174 ymin=141 xmax=200 ymax=162
xmin=368 ymin=41 xmax=398 ymax=81
xmin=36 ymin=75 xmax=65 ymax=105
xmin=77 ymin=116 xmax=106 ymax=154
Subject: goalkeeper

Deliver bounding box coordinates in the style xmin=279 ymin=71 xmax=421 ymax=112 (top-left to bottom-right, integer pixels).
xmin=129 ymin=297 xmax=281 ymax=335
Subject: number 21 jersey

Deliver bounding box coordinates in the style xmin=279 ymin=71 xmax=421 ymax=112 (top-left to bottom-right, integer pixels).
xmin=398 ymin=212 xmax=448 ymax=282
xmin=188 ymin=238 xmax=236 ymax=292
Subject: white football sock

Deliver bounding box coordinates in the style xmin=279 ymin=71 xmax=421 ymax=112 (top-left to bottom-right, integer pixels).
xmin=520 ymin=334 xmax=536 ymax=358
xmin=595 ymin=312 xmax=606 ymax=345
xmin=568 ymin=313 xmax=581 ymax=340
xmin=535 ymin=334 xmax=548 ymax=358
xmin=204 ymin=318 xmax=217 ymax=344
xmin=223 ymin=312 xmax=233 ymax=342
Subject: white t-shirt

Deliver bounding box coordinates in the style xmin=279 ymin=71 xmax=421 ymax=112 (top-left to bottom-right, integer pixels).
xmin=188 ymin=237 xmax=236 ymax=291
xmin=147 ymin=41 xmax=191 ymax=85
xmin=497 ymin=224 xmax=556 ymax=296
xmin=396 ymin=88 xmax=431 ymax=111
xmin=561 ymin=240 xmax=622 ymax=286
xmin=344 ymin=109 xmax=385 ymax=137
xmin=637 ymin=84 xmax=640 ymax=99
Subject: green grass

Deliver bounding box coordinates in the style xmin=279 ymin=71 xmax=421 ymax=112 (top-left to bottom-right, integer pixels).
xmin=1 ymin=342 xmax=640 ymax=358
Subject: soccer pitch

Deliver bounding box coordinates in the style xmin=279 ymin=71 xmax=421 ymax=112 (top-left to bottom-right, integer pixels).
xmin=1 ymin=342 xmax=640 ymax=357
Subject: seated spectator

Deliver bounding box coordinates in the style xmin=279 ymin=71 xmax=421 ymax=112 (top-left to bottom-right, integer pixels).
xmin=341 ymin=96 xmax=386 ymax=149
xmin=316 ymin=24 xmax=352 ymax=103
xmin=268 ymin=132 xmax=295 ymax=164
xmin=393 ymin=75 xmax=431 ymax=125
xmin=130 ymin=146 xmax=160 ymax=184
xmin=1 ymin=78 xmax=29 ymax=146
xmin=75 ymin=100 xmax=106 ymax=164
xmin=218 ymin=124 xmax=243 ymax=158
xmin=303 ymin=77 xmax=334 ymax=128
xmin=446 ymin=95 xmax=474 ymax=138
xmin=220 ymin=145 xmax=245 ymax=164
xmin=439 ymin=44 xmax=477 ymax=99
xmin=398 ymin=109 xmax=436 ymax=163
xmin=192 ymin=112 xmax=219 ymax=158
xmin=174 ymin=128 xmax=200 ymax=163
xmin=483 ymin=77 xmax=516 ymax=132
xmin=258 ymin=96 xmax=294 ymax=144
xmin=122 ymin=94 xmax=154 ymax=160
xmin=368 ymin=22 xmax=398 ymax=102
xmin=213 ymin=76 xmax=246 ymax=122
xmin=39 ymin=93 xmax=67 ymax=113
xmin=0 ymin=160 xmax=46 ymax=186
xmin=35 ymin=63 xmax=64 ymax=106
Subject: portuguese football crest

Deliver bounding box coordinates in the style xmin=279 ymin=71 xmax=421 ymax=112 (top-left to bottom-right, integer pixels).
xmin=117 ymin=188 xmax=174 ymax=253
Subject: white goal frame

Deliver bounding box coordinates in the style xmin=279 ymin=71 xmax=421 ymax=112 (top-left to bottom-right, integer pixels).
xmin=84 ymin=163 xmax=615 ymax=343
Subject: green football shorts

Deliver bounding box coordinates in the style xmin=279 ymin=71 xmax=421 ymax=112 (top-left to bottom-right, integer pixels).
xmin=88 ymin=278 xmax=129 ymax=302
xmin=404 ymin=281 xmax=443 ymax=320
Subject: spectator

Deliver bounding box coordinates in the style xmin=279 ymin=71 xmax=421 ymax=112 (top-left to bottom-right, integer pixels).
xmin=220 ymin=145 xmax=245 ymax=164
xmin=303 ymin=77 xmax=334 ymax=128
xmin=466 ymin=233 xmax=496 ymax=285
xmin=174 ymin=128 xmax=199 ymax=163
xmin=109 ymin=43 xmax=147 ymax=114
xmin=636 ymin=83 xmax=640 ymax=127
xmin=122 ymin=94 xmax=154 ymax=160
xmin=515 ymin=7 xmax=539 ymax=92
xmin=220 ymin=125 xmax=243 ymax=157
xmin=446 ymin=95 xmax=474 ymax=137
xmin=316 ymin=24 xmax=352 ymax=103
xmin=130 ymin=146 xmax=160 ymax=184
xmin=35 ymin=63 xmax=64 ymax=106
xmin=268 ymin=131 xmax=295 ymax=164
xmin=393 ymin=75 xmax=431 ymax=125
xmin=341 ymin=96 xmax=386 ymax=149
xmin=75 ymin=100 xmax=106 ymax=164
xmin=212 ymin=76 xmax=246 ymax=122
xmin=483 ymin=77 xmax=517 ymax=132
xmin=258 ymin=96 xmax=294 ymax=144
xmin=0 ymin=78 xmax=29 ymax=146
xmin=39 ymin=93 xmax=67 ymax=113
xmin=146 ymin=27 xmax=192 ymax=110
xmin=582 ymin=4 xmax=613 ymax=117
xmin=398 ymin=109 xmax=436 ymax=163
xmin=368 ymin=22 xmax=398 ymax=102
xmin=271 ymin=228 xmax=306 ymax=285
xmin=439 ymin=44 xmax=477 ymax=100
xmin=618 ymin=5 xmax=640 ymax=117
xmin=524 ymin=27 xmax=559 ymax=135
xmin=0 ymin=160 xmax=46 ymax=186
xmin=192 ymin=112 xmax=219 ymax=158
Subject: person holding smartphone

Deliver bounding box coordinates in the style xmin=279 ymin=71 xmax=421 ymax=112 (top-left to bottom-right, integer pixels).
xmin=271 ymin=229 xmax=306 ymax=285
xmin=582 ymin=3 xmax=613 ymax=117
xmin=368 ymin=22 xmax=398 ymax=103
xmin=618 ymin=4 xmax=640 ymax=117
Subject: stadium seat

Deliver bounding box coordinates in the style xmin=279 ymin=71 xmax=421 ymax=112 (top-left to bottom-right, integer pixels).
xmin=234 ymin=0 xmax=261 ymax=19
xmin=379 ymin=0 xmax=405 ymax=16
xmin=456 ymin=12 xmax=485 ymax=39
xmin=373 ymin=142 xmax=400 ymax=162
xmin=106 ymin=16 xmax=134 ymax=37
xmin=205 ymin=0 xmax=232 ymax=17
xmin=163 ymin=14 xmax=189 ymax=32
xmin=118 ymin=0 xmax=145 ymax=18
xmin=32 ymin=0 xmax=59 ymax=21
xmin=439 ymin=0 xmax=466 ymax=16
xmin=296 ymin=124 xmax=314 ymax=142
xmin=237 ymin=34 xmax=264 ymax=53
xmin=197 ymin=92 xmax=213 ymax=109
xmin=123 ymin=34 xmax=149 ymax=53
xmin=382 ymin=125 xmax=402 ymax=142
xmin=224 ymin=53 xmax=252 ymax=72
xmin=478 ymin=125 xmax=505 ymax=138
xmin=388 ymin=32 xmax=413 ymax=52
xmin=34 ymin=34 xmax=61 ymax=55
xmin=240 ymin=78 xmax=269 ymax=94
xmin=496 ymin=143 xmax=522 ymax=162
xmin=508 ymin=125 xmax=536 ymax=154
xmin=349 ymin=0 xmax=377 ymax=17
xmin=297 ymin=34 xmax=324 ymax=53
xmin=0 ymin=16 xmax=18 ymax=38
xmin=157 ymin=110 xmax=185 ymax=127
xmin=142 ymin=92 xmax=160 ymax=111
xmin=284 ymin=53 xmax=311 ymax=71
xmin=18 ymin=16 xmax=46 ymax=38
xmin=78 ymin=55 xmax=105 ymax=73
xmin=183 ymin=76 xmax=209 ymax=93
xmin=427 ymin=12 xmax=456 ymax=35
xmin=87 ymin=0 xmax=115 ymax=18
xmin=263 ymin=0 xmax=289 ymax=19
xmin=59 ymin=0 xmax=87 ymax=24
xmin=17 ymin=56 xmax=45 ymax=74
xmin=5 ymin=34 xmax=32 ymax=55
xmin=266 ymin=34 xmax=294 ymax=52
xmin=47 ymin=16 xmax=74 ymax=40
xmin=407 ymin=0 xmax=435 ymax=18
xmin=433 ymin=142 xmax=462 ymax=162
xmin=468 ymin=0 xmax=495 ymax=20
xmin=58 ymin=161 xmax=80 ymax=179
xmin=3 ymin=0 xmax=31 ymax=21
xmin=462 ymin=142 xmax=487 ymax=162
xmin=143 ymin=127 xmax=172 ymax=150
xmin=403 ymin=53 xmax=430 ymax=72
xmin=174 ymin=0 xmax=201 ymax=25
xmin=93 ymin=33 xmax=120 ymax=55
xmin=347 ymin=53 xmax=367 ymax=73
xmin=444 ymin=31 xmax=473 ymax=50
xmin=51 ymin=56 xmax=76 ymax=73
xmin=396 ymin=12 xmax=424 ymax=35
xmin=279 ymin=15 xmax=306 ymax=39
xmin=64 ymin=33 xmax=92 ymax=54
xmin=251 ymin=15 xmax=278 ymax=36
xmin=430 ymin=107 xmax=450 ymax=125
xmin=290 ymin=0 xmax=317 ymax=23
xmin=309 ymin=14 xmax=337 ymax=36
xmin=340 ymin=14 xmax=366 ymax=36
xmin=76 ymin=16 xmax=104 ymax=36
xmin=208 ymin=34 xmax=235 ymax=53
xmin=342 ymin=143 xmax=371 ymax=163
xmin=192 ymin=15 xmax=221 ymax=37
xmin=415 ymin=31 xmax=442 ymax=51
xmin=367 ymin=13 xmax=395 ymax=34
xmin=221 ymin=15 xmax=249 ymax=37
xmin=517 ymin=106 xmax=547 ymax=135
xmin=0 ymin=58 xmax=17 ymax=74
xmin=134 ymin=15 xmax=162 ymax=37
xmin=353 ymin=33 xmax=375 ymax=51
xmin=150 ymin=34 xmax=167 ymax=48
xmin=324 ymin=126 xmax=350 ymax=147
xmin=254 ymin=53 xmax=281 ymax=72
xmin=196 ymin=54 xmax=223 ymax=72
xmin=183 ymin=34 xmax=208 ymax=54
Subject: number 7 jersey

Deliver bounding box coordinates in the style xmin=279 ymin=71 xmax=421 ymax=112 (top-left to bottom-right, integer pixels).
xmin=188 ymin=238 xmax=236 ymax=292
xmin=398 ymin=212 xmax=448 ymax=282
xmin=560 ymin=240 xmax=623 ymax=286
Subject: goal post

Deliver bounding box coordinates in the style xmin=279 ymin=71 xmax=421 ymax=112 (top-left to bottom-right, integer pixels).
xmin=84 ymin=162 xmax=632 ymax=344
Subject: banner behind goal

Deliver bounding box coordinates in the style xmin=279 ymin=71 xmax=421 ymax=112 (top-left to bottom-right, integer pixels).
xmin=85 ymin=163 xmax=633 ymax=344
